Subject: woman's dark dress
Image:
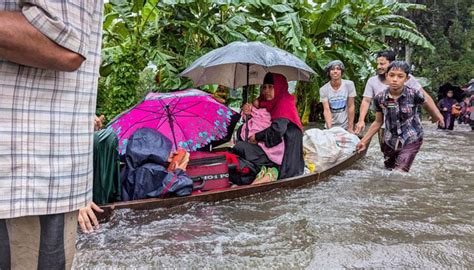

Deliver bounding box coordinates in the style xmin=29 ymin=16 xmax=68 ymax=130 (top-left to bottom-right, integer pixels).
xmin=438 ymin=97 xmax=457 ymax=130
xmin=233 ymin=118 xmax=304 ymax=179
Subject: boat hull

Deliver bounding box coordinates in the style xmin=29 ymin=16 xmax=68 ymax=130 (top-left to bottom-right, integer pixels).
xmin=97 ymin=149 xmax=366 ymax=221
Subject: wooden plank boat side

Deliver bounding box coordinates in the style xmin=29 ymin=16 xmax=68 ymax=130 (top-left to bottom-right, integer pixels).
xmin=97 ymin=149 xmax=366 ymax=221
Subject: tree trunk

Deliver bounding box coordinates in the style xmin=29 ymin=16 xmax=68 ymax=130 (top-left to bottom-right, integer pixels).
xmin=405 ymin=44 xmax=413 ymax=66
xmin=454 ymin=0 xmax=459 ymax=16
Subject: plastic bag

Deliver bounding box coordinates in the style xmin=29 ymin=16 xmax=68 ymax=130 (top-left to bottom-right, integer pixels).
xmin=303 ymin=128 xmax=343 ymax=172
xmin=325 ymin=127 xmax=360 ymax=158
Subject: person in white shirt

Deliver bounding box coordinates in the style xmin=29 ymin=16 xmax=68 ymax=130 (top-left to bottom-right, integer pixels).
xmin=319 ymin=60 xmax=357 ymax=132
xmin=354 ymin=50 xmax=444 ymax=135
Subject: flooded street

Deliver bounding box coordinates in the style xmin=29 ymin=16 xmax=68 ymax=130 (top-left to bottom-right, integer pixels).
xmin=75 ymin=123 xmax=474 ymax=269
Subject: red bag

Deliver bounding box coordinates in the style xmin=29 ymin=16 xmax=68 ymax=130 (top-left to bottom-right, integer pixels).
xmin=187 ymin=151 xmax=231 ymax=192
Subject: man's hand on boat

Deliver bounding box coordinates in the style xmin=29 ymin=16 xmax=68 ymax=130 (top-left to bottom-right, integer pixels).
xmin=356 ymin=140 xmax=368 ymax=153
xmin=94 ymin=115 xmax=104 ymax=131
xmin=78 ymin=202 xmax=104 ymax=233
xmin=354 ymin=120 xmax=365 ymax=135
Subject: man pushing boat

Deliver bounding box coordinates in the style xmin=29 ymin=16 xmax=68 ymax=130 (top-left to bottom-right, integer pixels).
xmin=356 ymin=61 xmax=441 ymax=172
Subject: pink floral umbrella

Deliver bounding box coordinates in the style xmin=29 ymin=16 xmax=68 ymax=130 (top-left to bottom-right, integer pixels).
xmin=108 ymin=89 xmax=236 ymax=154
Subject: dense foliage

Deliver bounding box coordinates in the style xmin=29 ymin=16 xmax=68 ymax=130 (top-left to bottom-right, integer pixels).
xmin=97 ymin=0 xmax=435 ymax=123
xmin=400 ymin=0 xmax=473 ymax=94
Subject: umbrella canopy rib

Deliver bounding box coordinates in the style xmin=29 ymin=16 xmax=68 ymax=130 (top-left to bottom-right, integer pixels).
xmin=118 ymin=111 xmax=166 ymax=137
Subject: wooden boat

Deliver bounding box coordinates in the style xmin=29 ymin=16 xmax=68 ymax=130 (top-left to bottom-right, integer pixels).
xmin=97 ymin=148 xmax=367 ymax=221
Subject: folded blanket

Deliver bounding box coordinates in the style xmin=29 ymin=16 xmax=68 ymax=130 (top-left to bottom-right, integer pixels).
xmin=240 ymin=107 xmax=285 ymax=165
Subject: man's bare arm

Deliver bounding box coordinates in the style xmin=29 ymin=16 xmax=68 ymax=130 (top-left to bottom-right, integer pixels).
xmin=0 ymin=11 xmax=84 ymax=71
xmin=356 ymin=112 xmax=383 ymax=153
xmin=421 ymin=88 xmax=444 ymax=124
xmin=355 ymin=96 xmax=372 ymax=134
xmin=347 ymin=96 xmax=355 ymax=132
xmin=322 ymin=100 xmax=333 ymax=129
xmin=357 ymin=97 xmax=372 ymax=123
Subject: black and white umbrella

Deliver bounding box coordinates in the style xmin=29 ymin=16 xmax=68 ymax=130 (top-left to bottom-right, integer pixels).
xmin=438 ymin=83 xmax=464 ymax=102
xmin=180 ymin=41 xmax=315 ymax=140
xmin=179 ymin=41 xmax=315 ymax=102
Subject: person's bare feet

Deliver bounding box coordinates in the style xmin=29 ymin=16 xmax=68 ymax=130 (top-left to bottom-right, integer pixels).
xmin=252 ymin=167 xmax=278 ymax=185
xmin=252 ymin=173 xmax=272 ymax=185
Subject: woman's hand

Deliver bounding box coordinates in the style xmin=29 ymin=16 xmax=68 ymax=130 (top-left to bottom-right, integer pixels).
xmin=175 ymin=152 xmax=190 ymax=171
xmin=248 ymin=135 xmax=257 ymax=144
xmin=78 ymin=202 xmax=104 ymax=233
xmin=242 ymin=103 xmax=252 ymax=116
xmin=252 ymin=99 xmax=259 ymax=108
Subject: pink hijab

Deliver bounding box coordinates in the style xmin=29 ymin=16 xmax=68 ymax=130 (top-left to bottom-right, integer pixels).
xmin=258 ymin=73 xmax=303 ymax=130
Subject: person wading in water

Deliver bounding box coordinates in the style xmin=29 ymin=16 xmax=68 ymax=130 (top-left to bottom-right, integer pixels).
xmin=356 ymin=61 xmax=442 ymax=172
xmin=354 ymin=50 xmax=444 ymax=142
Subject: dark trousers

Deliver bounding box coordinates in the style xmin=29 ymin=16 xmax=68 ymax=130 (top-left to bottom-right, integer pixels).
xmin=439 ymin=112 xmax=455 ymax=130
xmin=232 ymin=141 xmax=277 ymax=170
xmin=381 ymin=139 xmax=423 ymax=172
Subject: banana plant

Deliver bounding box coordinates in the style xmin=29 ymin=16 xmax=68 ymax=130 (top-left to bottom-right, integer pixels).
xmin=97 ymin=0 xmax=434 ymax=124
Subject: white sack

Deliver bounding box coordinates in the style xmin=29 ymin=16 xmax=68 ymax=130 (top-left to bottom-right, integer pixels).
xmin=303 ymin=128 xmax=343 ymax=172
xmin=325 ymin=127 xmax=360 ymax=158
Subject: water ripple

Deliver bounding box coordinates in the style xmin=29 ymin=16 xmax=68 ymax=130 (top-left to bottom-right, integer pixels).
xmin=75 ymin=123 xmax=474 ymax=269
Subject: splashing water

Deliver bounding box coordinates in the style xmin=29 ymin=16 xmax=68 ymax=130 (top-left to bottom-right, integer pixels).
xmin=75 ymin=123 xmax=474 ymax=268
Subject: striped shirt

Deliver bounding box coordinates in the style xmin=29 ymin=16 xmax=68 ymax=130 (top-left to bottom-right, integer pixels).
xmin=0 ymin=1 xmax=103 ymax=218
xmin=374 ymin=86 xmax=425 ymax=150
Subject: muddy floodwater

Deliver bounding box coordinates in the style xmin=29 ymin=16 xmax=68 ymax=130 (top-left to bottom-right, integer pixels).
xmin=75 ymin=123 xmax=474 ymax=269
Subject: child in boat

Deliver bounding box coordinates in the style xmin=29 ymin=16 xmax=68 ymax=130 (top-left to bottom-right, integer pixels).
xmin=356 ymin=61 xmax=440 ymax=172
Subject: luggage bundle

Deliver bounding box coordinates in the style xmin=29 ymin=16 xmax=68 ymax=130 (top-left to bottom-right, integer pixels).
xmin=303 ymin=127 xmax=360 ymax=172
xmin=452 ymin=104 xmax=462 ymax=117
xmin=187 ymin=151 xmax=258 ymax=193
xmin=93 ymin=128 xmax=259 ymax=203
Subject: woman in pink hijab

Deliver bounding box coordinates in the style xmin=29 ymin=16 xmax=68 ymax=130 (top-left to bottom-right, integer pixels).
xmin=234 ymin=72 xmax=304 ymax=180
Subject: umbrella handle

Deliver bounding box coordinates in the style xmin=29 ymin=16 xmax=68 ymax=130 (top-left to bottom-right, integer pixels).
xmin=165 ymin=105 xmax=178 ymax=150
xmin=244 ymin=63 xmax=250 ymax=141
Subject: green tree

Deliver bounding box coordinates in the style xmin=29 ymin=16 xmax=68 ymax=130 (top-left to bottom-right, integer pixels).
xmin=240 ymin=0 xmax=433 ymax=123
xmin=98 ymin=0 xmax=435 ymax=124
xmin=401 ymin=0 xmax=473 ymax=95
